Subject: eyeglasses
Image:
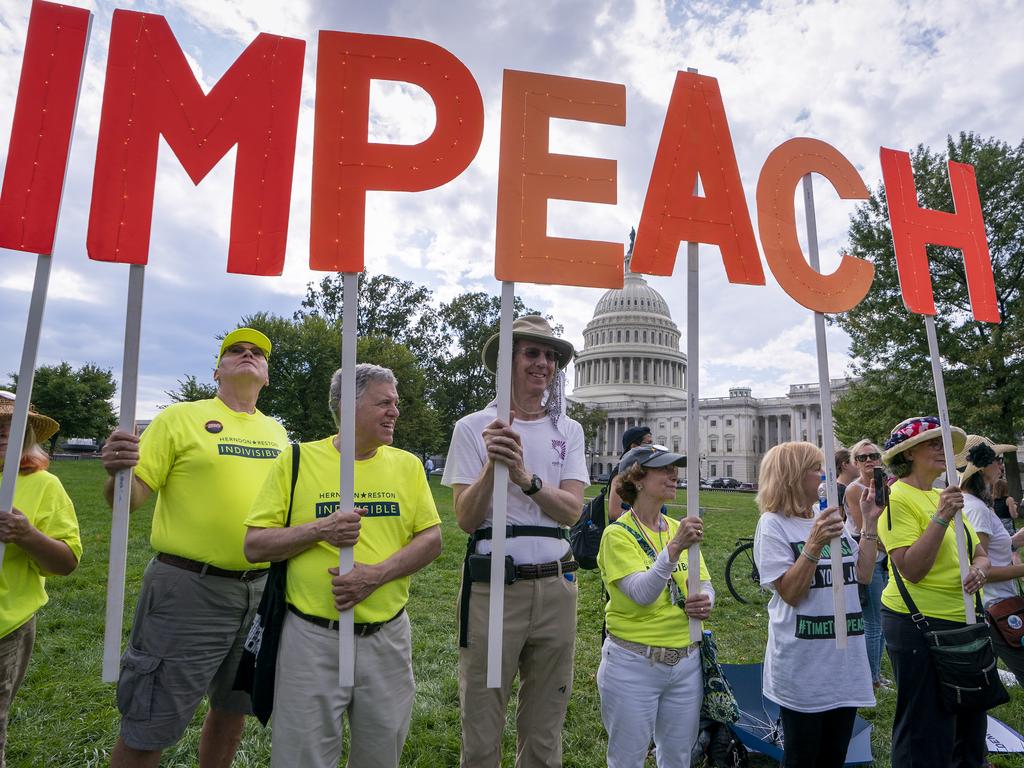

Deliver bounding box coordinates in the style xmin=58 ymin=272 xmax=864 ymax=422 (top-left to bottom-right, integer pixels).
xmin=518 ymin=346 xmax=561 ymax=364
xmin=854 ymin=452 xmax=881 ymax=462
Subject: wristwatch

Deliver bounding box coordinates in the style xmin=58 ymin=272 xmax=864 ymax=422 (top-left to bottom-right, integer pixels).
xmin=522 ymin=474 xmax=543 ymax=496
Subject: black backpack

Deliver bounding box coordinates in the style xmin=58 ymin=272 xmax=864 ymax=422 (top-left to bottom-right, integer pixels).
xmin=570 ymin=476 xmax=612 ymax=569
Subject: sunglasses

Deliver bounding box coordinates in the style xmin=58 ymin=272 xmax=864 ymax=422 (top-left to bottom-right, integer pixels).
xmin=854 ymin=452 xmax=881 ymax=462
xmin=518 ymin=346 xmax=561 ymax=364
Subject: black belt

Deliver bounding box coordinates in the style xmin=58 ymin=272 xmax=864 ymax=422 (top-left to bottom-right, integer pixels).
xmin=156 ymin=553 xmax=268 ymax=582
xmin=458 ymin=525 xmax=573 ymax=649
xmin=469 ymin=556 xmax=579 ymax=582
xmin=287 ymin=604 xmax=406 ymax=636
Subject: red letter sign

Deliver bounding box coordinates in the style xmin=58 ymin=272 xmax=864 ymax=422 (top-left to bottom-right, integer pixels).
xmin=632 ymin=71 xmax=763 ymax=284
xmin=880 ymin=147 xmax=999 ymax=322
xmin=0 ymin=1 xmax=90 ymax=255
xmin=310 ymin=32 xmax=484 ymax=272
xmin=493 ymin=70 xmax=626 ymax=288
xmin=87 ymin=11 xmax=304 ymax=275
xmin=757 ymin=138 xmax=872 ymax=313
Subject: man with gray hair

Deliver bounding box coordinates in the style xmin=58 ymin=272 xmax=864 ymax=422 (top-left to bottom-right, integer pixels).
xmin=244 ymin=363 xmax=441 ymax=768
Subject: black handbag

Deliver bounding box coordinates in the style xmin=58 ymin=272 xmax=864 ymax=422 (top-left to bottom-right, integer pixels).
xmin=890 ymin=529 xmax=1009 ymax=713
xmin=570 ymin=476 xmax=611 ymax=570
xmin=232 ymin=442 xmax=300 ymax=726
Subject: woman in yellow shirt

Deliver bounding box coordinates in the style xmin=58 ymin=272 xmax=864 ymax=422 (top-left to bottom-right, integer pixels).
xmin=596 ymin=445 xmax=711 ymax=768
xmin=0 ymin=394 xmax=81 ymax=767
xmin=878 ymin=416 xmax=989 ymax=768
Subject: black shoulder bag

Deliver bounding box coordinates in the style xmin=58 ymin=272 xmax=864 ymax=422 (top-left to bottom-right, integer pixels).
xmin=233 ymin=442 xmax=300 ymax=726
xmin=889 ymin=527 xmax=1009 ymax=713
xmin=571 ymin=474 xmax=613 ymax=570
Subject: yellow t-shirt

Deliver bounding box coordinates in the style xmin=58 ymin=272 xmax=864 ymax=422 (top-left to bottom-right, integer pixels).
xmin=598 ymin=511 xmax=711 ymax=647
xmin=0 ymin=470 xmax=82 ymax=638
xmin=245 ymin=438 xmax=441 ymax=623
xmin=879 ymin=481 xmax=978 ymax=622
xmin=135 ymin=397 xmax=288 ymax=570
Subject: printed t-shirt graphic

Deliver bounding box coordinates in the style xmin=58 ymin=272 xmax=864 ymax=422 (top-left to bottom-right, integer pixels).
xmin=598 ymin=510 xmax=711 ymax=648
xmin=134 ymin=397 xmax=288 ymax=570
xmin=878 ymin=482 xmax=978 ymax=622
xmin=0 ymin=470 xmax=82 ymax=637
xmin=754 ymin=509 xmax=874 ymax=712
xmin=246 ymin=438 xmax=441 ymax=623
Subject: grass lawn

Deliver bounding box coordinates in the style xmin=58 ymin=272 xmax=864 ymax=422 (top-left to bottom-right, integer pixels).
xmin=9 ymin=459 xmax=1024 ymax=766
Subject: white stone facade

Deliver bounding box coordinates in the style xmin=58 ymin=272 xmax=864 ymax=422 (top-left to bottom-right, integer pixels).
xmin=568 ymin=263 xmax=848 ymax=484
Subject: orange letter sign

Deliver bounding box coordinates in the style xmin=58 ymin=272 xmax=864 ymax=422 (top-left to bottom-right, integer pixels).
xmin=310 ymin=32 xmax=484 ymax=273
xmin=494 ymin=70 xmax=626 ymax=288
xmin=632 ymin=71 xmax=763 ymax=284
xmin=0 ymin=1 xmax=90 ymax=255
xmin=880 ymin=147 xmax=999 ymax=322
xmin=756 ymin=138 xmax=872 ymax=313
xmin=87 ymin=11 xmax=304 ymax=275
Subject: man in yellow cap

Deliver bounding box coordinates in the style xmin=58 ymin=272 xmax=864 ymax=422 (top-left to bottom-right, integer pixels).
xmin=100 ymin=328 xmax=289 ymax=768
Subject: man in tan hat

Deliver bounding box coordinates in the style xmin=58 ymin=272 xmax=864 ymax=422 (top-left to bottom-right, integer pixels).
xmin=100 ymin=328 xmax=291 ymax=768
xmin=442 ymin=315 xmax=589 ymax=767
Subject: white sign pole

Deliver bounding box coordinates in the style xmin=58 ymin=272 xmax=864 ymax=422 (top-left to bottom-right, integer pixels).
xmin=924 ymin=315 xmax=975 ymax=623
xmin=802 ymin=175 xmax=848 ymax=649
xmin=102 ymin=264 xmax=146 ymax=682
xmin=338 ymin=272 xmax=358 ymax=685
xmin=683 ymin=81 xmax=703 ymax=643
xmin=0 ymin=254 xmax=53 ymax=569
xmin=487 ymin=280 xmax=515 ymax=688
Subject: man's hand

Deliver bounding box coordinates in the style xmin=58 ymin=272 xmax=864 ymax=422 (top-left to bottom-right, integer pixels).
xmin=481 ymin=416 xmax=529 ymax=487
xmin=0 ymin=507 xmax=32 ymax=544
xmin=315 ymin=508 xmax=365 ymax=548
xmin=101 ymin=429 xmax=140 ymax=476
xmin=328 ymin=563 xmax=383 ymax=611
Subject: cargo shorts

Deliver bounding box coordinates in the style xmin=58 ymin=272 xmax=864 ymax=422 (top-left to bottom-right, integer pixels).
xmin=117 ymin=557 xmax=265 ymax=751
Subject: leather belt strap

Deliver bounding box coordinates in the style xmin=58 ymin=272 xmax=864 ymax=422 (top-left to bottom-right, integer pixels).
xmin=607 ymin=632 xmax=698 ymax=666
xmin=287 ymin=604 xmax=406 ymax=636
xmin=156 ymin=552 xmax=268 ymax=582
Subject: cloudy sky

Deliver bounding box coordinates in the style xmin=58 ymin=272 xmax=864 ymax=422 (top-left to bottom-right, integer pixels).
xmin=1 ymin=0 xmax=1022 ymax=419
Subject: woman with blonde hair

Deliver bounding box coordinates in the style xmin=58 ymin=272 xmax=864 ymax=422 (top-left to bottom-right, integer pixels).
xmin=0 ymin=393 xmax=81 ymax=766
xmin=754 ymin=441 xmax=879 ymax=768
xmin=597 ymin=444 xmax=711 ymax=768
xmin=843 ymin=438 xmax=890 ymax=688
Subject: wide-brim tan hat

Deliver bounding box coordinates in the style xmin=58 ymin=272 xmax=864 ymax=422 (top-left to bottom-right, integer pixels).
xmin=881 ymin=416 xmax=966 ymax=464
xmin=955 ymin=434 xmax=1018 ymax=486
xmin=481 ymin=315 xmax=574 ymax=374
xmin=0 ymin=391 xmax=59 ymax=445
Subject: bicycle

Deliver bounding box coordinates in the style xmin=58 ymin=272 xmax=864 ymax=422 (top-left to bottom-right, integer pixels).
xmin=724 ymin=536 xmax=772 ymax=605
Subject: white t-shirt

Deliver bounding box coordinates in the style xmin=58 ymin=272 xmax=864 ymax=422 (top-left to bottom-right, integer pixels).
xmin=962 ymin=494 xmax=1019 ymax=609
xmin=754 ymin=509 xmax=875 ymax=713
xmin=442 ymin=406 xmax=590 ymax=564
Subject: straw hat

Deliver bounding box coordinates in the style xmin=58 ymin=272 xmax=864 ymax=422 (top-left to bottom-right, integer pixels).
xmin=481 ymin=315 xmax=574 ymax=374
xmin=0 ymin=391 xmax=59 ymax=444
xmin=881 ymin=416 xmax=966 ymax=464
xmin=955 ymin=434 xmax=1018 ymax=486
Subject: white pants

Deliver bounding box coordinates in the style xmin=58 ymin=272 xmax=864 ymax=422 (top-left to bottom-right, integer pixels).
xmin=596 ymin=637 xmax=703 ymax=768
xmin=270 ymin=611 xmax=414 ymax=768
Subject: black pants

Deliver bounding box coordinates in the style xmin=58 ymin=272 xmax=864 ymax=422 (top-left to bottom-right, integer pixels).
xmin=881 ymin=608 xmax=989 ymax=768
xmin=778 ymin=706 xmax=856 ymax=768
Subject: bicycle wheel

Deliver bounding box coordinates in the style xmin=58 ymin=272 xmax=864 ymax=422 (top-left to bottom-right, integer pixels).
xmin=725 ymin=541 xmax=771 ymax=605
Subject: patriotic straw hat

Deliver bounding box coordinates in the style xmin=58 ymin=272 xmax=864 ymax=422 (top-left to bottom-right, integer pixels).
xmin=881 ymin=416 xmax=966 ymax=464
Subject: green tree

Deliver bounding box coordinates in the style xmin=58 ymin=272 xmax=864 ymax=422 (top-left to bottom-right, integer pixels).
xmin=833 ymin=132 xmax=1024 ymax=493
xmin=567 ymin=401 xmax=608 ymax=468
xmin=8 ymin=363 xmax=117 ymax=453
xmin=164 ymin=375 xmax=217 ymax=405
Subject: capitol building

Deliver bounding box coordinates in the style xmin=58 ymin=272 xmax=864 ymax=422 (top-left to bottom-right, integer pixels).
xmin=568 ymin=255 xmax=848 ymax=484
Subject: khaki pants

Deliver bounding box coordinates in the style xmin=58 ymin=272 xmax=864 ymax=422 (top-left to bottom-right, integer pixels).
xmin=458 ymin=574 xmax=578 ymax=768
xmin=271 ymin=610 xmax=414 ymax=768
xmin=0 ymin=617 xmax=35 ymax=768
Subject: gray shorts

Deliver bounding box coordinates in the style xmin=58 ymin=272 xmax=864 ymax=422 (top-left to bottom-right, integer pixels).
xmin=117 ymin=557 xmax=265 ymax=751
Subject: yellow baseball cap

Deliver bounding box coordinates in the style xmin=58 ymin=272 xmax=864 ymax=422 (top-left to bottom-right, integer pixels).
xmin=218 ymin=328 xmax=272 ymax=363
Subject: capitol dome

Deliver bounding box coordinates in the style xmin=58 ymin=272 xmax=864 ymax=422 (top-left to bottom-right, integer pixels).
xmin=571 ymin=250 xmax=687 ymax=403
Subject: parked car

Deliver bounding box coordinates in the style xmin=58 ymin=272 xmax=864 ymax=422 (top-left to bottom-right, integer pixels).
xmin=709 ymin=477 xmax=742 ymax=489
xmin=676 ymin=477 xmax=708 ymax=489
xmin=596 ymin=472 xmax=611 ymax=484
xmin=738 ymin=482 xmax=757 ymax=491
